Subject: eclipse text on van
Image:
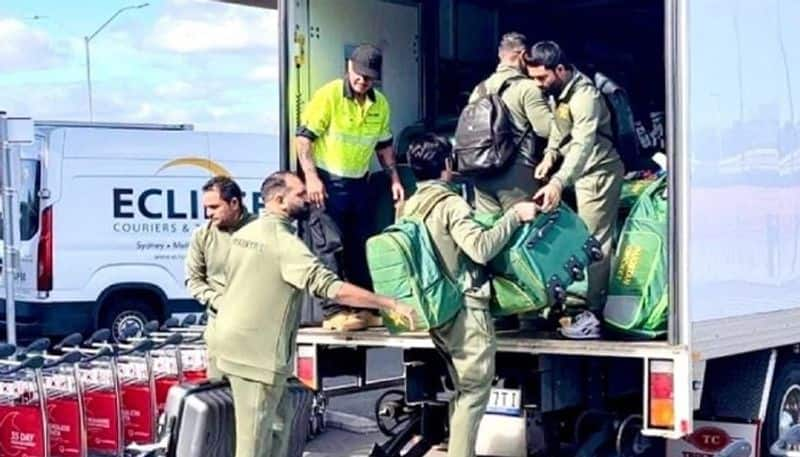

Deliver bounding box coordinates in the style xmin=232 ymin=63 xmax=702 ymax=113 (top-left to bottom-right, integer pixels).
xmin=112 ymin=188 xmax=263 ymax=233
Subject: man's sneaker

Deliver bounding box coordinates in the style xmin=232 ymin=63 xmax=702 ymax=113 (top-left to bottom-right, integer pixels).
xmin=322 ymin=311 xmax=368 ymax=331
xmin=557 ymin=310 xmax=602 ymax=339
xmin=356 ymin=310 xmax=384 ymax=328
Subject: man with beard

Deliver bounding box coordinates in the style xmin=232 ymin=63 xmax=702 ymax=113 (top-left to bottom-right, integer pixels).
xmin=184 ymin=176 xmax=256 ymax=378
xmin=295 ymin=43 xmax=405 ymax=331
xmin=526 ymin=41 xmax=624 ymax=337
xmin=214 ymin=171 xmax=416 ymax=457
xmin=468 ymin=32 xmax=552 ymax=213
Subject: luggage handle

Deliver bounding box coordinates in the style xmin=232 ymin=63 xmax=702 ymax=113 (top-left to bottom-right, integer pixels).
xmin=526 ymin=209 xmax=561 ymax=248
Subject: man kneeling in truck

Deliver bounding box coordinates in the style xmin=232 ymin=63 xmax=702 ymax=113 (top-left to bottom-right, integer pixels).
xmin=403 ymin=134 xmax=539 ymax=457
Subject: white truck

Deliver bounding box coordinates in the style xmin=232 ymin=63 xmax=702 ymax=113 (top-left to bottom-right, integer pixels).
xmin=236 ymin=0 xmax=800 ymax=455
xmin=0 ymin=121 xmax=278 ymax=341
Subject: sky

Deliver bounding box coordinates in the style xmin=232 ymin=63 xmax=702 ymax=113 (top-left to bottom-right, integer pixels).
xmin=0 ymin=0 xmax=278 ymax=134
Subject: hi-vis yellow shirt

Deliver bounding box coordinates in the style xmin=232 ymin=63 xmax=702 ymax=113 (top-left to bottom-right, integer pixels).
xmin=298 ymin=78 xmax=393 ymax=178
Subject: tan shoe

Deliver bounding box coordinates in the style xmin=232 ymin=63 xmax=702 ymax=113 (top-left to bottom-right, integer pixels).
xmin=322 ymin=311 xmax=368 ymax=331
xmin=357 ymin=311 xmax=384 ymax=328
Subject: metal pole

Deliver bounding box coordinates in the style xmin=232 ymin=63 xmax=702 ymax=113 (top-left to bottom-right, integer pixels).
xmin=85 ymin=37 xmax=93 ymax=122
xmin=83 ymin=3 xmax=149 ymax=122
xmin=0 ymin=112 xmax=18 ymax=344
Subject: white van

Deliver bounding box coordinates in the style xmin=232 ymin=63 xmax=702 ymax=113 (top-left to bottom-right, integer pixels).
xmin=1 ymin=121 xmax=278 ymax=340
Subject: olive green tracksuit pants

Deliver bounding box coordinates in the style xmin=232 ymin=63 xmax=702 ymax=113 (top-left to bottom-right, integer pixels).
xmin=204 ymin=314 xmax=222 ymax=379
xmin=430 ymin=295 xmax=497 ymax=457
xmin=228 ymin=375 xmax=295 ymax=457
xmin=574 ymin=160 xmax=624 ymax=310
xmin=474 ymin=163 xmax=539 ymax=213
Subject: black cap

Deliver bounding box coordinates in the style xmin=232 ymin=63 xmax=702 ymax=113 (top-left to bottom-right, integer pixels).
xmin=350 ymin=44 xmax=382 ymax=80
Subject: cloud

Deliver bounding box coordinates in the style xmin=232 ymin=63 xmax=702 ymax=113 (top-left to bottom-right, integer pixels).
xmin=2 ymin=78 xmax=276 ymax=135
xmin=149 ymin=0 xmax=277 ymax=54
xmin=154 ymin=80 xmax=195 ymax=98
xmin=0 ymin=18 xmax=66 ymax=70
xmin=246 ymin=64 xmax=278 ymax=82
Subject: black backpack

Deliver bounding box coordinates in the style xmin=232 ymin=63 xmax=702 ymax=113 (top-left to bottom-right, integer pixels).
xmin=594 ymin=72 xmax=641 ymax=171
xmin=453 ymin=76 xmax=530 ymax=175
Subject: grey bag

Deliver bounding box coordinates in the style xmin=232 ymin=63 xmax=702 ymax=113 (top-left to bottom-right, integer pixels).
xmin=162 ymin=378 xmax=314 ymax=457
xmin=164 ymin=379 xmax=235 ymax=457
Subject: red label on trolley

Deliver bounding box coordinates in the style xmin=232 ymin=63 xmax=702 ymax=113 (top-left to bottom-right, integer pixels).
xmin=183 ymin=369 xmax=208 ymax=384
xmin=83 ymin=389 xmax=120 ymax=454
xmin=0 ymin=404 xmax=47 ymax=457
xmin=122 ymin=384 xmax=154 ymax=444
xmin=47 ymin=397 xmax=82 ymax=457
xmin=155 ymin=376 xmax=179 ymax=413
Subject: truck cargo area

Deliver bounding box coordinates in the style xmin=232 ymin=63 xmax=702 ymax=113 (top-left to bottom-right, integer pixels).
xmin=284 ymin=0 xmax=800 ymax=454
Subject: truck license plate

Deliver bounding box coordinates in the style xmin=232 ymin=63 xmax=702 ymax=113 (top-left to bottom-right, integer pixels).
xmin=485 ymin=388 xmax=521 ymax=416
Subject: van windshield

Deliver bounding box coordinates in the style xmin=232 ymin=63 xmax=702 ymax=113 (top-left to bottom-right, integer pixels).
xmin=0 ymin=158 xmax=41 ymax=242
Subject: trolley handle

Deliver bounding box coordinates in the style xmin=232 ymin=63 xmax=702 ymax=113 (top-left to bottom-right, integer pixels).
xmin=1 ymin=354 xmax=45 ymax=373
xmin=0 ymin=343 xmax=16 ymax=359
xmin=43 ymin=350 xmax=83 ymax=369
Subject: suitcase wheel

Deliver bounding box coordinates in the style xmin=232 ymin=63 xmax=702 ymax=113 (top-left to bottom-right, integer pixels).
xmin=547 ymin=276 xmax=567 ymax=304
xmin=565 ymin=256 xmax=586 ymax=281
xmin=584 ymin=238 xmax=604 ymax=262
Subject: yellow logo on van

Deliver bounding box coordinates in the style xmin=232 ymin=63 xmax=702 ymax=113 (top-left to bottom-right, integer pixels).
xmin=157 ymin=157 xmax=231 ymax=177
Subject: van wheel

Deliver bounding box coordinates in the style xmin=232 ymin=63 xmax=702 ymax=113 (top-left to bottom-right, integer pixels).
xmin=762 ymin=360 xmax=800 ymax=455
xmin=100 ymin=296 xmax=158 ymax=342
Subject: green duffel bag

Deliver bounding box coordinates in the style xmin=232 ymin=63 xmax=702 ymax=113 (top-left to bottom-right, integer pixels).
xmin=604 ymin=175 xmax=668 ymax=339
xmin=477 ymin=205 xmax=603 ymax=316
xmin=366 ymin=187 xmax=465 ymax=334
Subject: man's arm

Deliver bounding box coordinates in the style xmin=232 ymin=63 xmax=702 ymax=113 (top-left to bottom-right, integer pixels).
xmin=521 ymin=83 xmax=553 ymax=139
xmin=544 ymin=118 xmax=565 ymax=161
xmin=375 ymin=103 xmax=403 ymax=199
xmin=278 ymin=230 xmax=414 ymax=324
xmin=296 ymin=85 xmax=334 ymax=204
xmin=295 ymin=136 xmax=319 ymax=179
xmin=184 ymin=228 xmax=220 ymax=308
xmin=376 ymin=144 xmax=401 ymax=183
xmin=552 ymin=87 xmax=602 ymax=188
xmin=446 ymin=198 xmax=523 ymax=265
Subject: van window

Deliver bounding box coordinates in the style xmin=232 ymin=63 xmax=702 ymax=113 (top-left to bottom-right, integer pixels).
xmin=0 ymin=158 xmax=40 ymax=242
xmin=19 ymin=159 xmax=40 ymax=241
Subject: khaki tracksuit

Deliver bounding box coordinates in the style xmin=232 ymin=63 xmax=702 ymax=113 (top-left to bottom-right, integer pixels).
xmin=402 ymin=181 xmax=522 ymax=457
xmin=545 ymin=69 xmax=624 ymax=310
xmin=214 ymin=211 xmax=344 ymax=457
xmin=468 ymin=63 xmax=552 ymax=212
xmin=184 ymin=210 xmax=255 ymax=379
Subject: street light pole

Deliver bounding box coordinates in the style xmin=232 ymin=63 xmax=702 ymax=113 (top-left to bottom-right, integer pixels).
xmin=84 ymin=3 xmax=149 ymax=121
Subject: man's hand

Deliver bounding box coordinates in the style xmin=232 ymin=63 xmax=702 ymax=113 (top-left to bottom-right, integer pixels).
xmin=391 ymin=181 xmax=405 ymax=203
xmin=390 ymin=300 xmax=417 ymax=331
xmin=511 ymin=201 xmax=540 ymax=223
xmin=534 ymin=152 xmax=556 ymax=180
xmin=306 ymin=174 xmax=327 ymax=208
xmin=533 ymin=180 xmax=562 ymax=212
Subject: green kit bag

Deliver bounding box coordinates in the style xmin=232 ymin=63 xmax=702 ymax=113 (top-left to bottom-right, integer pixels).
xmin=476 ymin=205 xmax=603 ymax=316
xmin=366 ymin=188 xmax=464 ymax=333
xmin=604 ymin=175 xmax=668 ymax=338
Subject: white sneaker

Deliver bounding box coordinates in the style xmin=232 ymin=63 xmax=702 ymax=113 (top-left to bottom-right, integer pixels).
xmin=558 ymin=311 xmax=602 ymax=339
